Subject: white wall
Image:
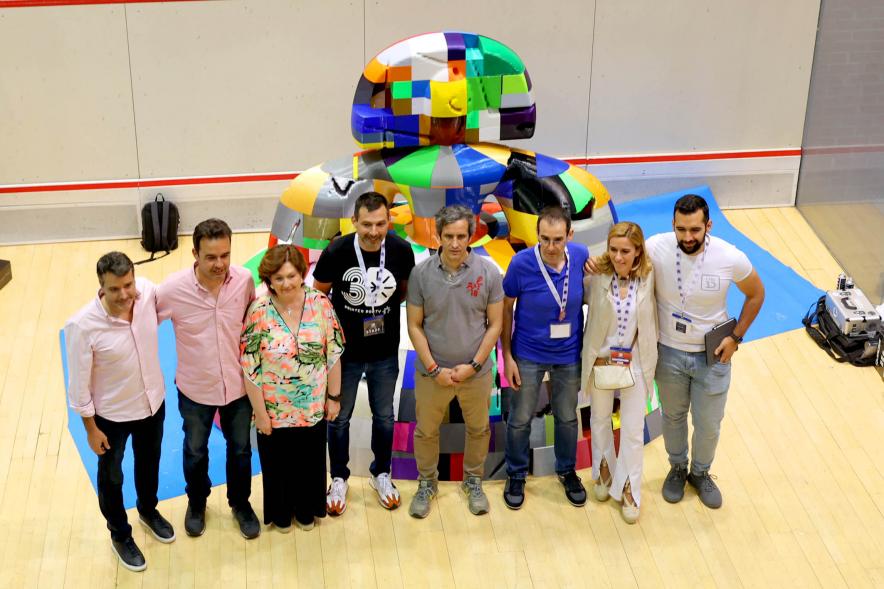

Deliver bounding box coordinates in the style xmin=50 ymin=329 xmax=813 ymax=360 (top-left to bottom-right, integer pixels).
xmin=0 ymin=0 xmax=821 ymax=243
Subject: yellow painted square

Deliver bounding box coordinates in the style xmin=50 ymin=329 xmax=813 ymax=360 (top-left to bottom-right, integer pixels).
xmin=430 ymin=79 xmax=467 ymax=118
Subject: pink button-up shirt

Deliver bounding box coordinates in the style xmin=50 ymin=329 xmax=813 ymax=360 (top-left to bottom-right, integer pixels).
xmin=65 ymin=277 xmax=166 ymax=422
xmin=156 ymin=264 xmax=255 ymax=406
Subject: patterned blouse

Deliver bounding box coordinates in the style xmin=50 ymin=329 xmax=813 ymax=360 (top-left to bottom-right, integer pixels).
xmin=240 ymin=287 xmax=345 ymax=427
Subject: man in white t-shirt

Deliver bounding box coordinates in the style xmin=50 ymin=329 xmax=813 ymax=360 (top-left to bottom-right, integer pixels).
xmin=647 ymin=194 xmax=764 ymax=509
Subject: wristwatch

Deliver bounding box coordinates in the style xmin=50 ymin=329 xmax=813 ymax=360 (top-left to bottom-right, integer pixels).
xmin=731 ymin=333 xmax=744 ymax=344
xmin=327 ymin=392 xmax=342 ymax=402
xmin=469 ymin=360 xmax=483 ymax=373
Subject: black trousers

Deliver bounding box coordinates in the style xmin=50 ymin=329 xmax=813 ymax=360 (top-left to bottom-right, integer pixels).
xmin=178 ymin=390 xmax=253 ymax=510
xmin=256 ymin=420 xmax=327 ymax=527
xmin=94 ymin=403 xmax=165 ymax=541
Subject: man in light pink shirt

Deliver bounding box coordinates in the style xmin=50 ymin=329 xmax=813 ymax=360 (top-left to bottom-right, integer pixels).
xmin=65 ymin=251 xmax=175 ymax=573
xmin=156 ymin=219 xmax=259 ymax=539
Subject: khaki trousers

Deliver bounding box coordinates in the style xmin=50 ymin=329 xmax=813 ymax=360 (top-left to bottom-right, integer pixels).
xmin=413 ymin=370 xmax=492 ymax=481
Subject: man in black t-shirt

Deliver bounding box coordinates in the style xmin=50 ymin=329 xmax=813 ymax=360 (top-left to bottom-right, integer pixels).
xmin=313 ymin=192 xmax=415 ymax=516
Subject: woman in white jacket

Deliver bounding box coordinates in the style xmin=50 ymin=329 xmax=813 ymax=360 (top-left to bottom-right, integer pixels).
xmin=581 ymin=222 xmax=657 ymax=523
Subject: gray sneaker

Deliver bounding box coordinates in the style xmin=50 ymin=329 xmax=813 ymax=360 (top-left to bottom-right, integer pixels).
xmin=461 ymin=476 xmax=490 ymax=515
xmin=408 ymin=479 xmax=438 ymax=519
xmin=687 ymin=471 xmax=723 ymax=509
xmin=662 ymin=464 xmax=688 ymax=503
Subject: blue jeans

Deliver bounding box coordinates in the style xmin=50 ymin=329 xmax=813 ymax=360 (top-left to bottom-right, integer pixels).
xmin=505 ymin=358 xmax=580 ymax=478
xmin=178 ymin=390 xmax=253 ymax=509
xmin=655 ymin=343 xmax=731 ymax=475
xmin=328 ymin=354 xmax=399 ymax=479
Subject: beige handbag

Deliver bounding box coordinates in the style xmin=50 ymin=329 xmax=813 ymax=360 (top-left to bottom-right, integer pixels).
xmin=592 ymin=364 xmax=635 ymax=390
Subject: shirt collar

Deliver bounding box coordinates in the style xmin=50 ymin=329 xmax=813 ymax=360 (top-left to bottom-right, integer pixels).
xmin=435 ymin=247 xmax=473 ymax=271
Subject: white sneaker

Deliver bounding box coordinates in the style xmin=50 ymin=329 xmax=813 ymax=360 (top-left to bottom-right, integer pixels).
xmin=369 ymin=472 xmax=401 ymax=510
xmin=326 ymin=477 xmax=348 ymax=516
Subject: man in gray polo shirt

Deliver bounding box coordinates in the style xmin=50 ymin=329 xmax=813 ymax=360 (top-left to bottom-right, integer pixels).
xmin=406 ymin=205 xmax=504 ymax=518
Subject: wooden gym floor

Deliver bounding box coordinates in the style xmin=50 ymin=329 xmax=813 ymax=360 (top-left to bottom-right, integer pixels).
xmin=0 ymin=207 xmax=881 ymax=588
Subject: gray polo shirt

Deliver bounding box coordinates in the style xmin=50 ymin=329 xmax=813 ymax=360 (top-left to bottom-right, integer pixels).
xmin=407 ymin=251 xmax=504 ymax=376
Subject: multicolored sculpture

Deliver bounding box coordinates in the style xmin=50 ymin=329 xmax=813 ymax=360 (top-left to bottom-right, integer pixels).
xmin=263 ymin=32 xmax=637 ymax=480
xmin=269 ymin=31 xmax=616 ymax=254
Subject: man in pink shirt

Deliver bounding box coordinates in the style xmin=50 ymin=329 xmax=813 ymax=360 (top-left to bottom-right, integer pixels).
xmin=156 ymin=219 xmax=259 ymax=539
xmin=65 ymin=252 xmax=175 ymax=573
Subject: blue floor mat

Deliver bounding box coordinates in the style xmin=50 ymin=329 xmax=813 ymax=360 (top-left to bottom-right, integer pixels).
xmin=60 ymin=321 xmax=262 ymax=509
xmin=613 ymin=185 xmax=823 ymax=342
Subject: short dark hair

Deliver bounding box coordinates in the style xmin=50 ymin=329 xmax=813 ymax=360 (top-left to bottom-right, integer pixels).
xmin=435 ymin=205 xmax=475 ymax=237
xmin=258 ymin=245 xmax=308 ymax=294
xmin=353 ymin=192 xmax=390 ymax=219
xmin=674 ymin=194 xmax=710 ymax=223
xmin=536 ymin=205 xmax=571 ymax=233
xmin=193 ymin=218 xmax=233 ymax=252
xmin=96 ymin=251 xmax=134 ymax=286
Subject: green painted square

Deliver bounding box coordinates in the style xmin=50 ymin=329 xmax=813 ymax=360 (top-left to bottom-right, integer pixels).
xmin=502 ymin=73 xmax=528 ymax=95
xmin=559 ymin=171 xmax=594 ymax=213
xmin=466 ymin=77 xmax=487 ymax=111
xmin=482 ymin=76 xmax=502 ymax=109
xmin=391 ymin=81 xmax=412 ymax=99
xmin=466 ymin=110 xmax=480 ymax=129
xmin=477 ymin=36 xmax=523 ymax=76
xmin=303 ymin=237 xmax=331 ymax=250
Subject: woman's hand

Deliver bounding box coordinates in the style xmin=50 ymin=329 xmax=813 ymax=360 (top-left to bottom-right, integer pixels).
xmin=255 ymin=412 xmax=273 ymax=436
xmin=325 ymin=398 xmax=341 ymax=421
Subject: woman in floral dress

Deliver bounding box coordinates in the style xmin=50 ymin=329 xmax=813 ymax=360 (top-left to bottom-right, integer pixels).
xmin=241 ymin=245 xmax=344 ymax=532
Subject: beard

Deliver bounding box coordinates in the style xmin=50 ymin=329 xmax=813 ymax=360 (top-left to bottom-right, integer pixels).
xmin=677 ymin=237 xmax=704 ymax=255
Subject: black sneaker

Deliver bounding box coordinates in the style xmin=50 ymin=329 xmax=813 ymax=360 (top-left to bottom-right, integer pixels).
xmin=232 ymin=504 xmax=261 ymax=539
xmin=503 ymin=477 xmax=526 ymax=510
xmin=687 ymin=471 xmax=723 ymax=509
xmin=557 ymin=471 xmax=587 ymax=507
xmin=111 ymin=537 xmax=146 ymax=572
xmin=138 ymin=510 xmax=176 ymax=543
xmin=184 ymin=502 xmax=206 ymax=537
xmin=662 ymin=464 xmax=688 ymax=503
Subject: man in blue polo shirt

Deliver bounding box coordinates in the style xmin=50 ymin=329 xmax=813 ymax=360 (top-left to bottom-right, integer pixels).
xmin=501 ymin=206 xmax=589 ymax=509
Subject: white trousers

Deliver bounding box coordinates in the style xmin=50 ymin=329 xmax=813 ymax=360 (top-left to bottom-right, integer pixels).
xmin=589 ymin=354 xmax=648 ymax=506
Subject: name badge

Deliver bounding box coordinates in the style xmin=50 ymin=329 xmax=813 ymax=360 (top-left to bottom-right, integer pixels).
xmin=672 ymin=312 xmax=692 ymax=334
xmin=550 ymin=322 xmax=571 ymax=339
xmin=610 ymin=346 xmax=632 ymax=365
xmin=363 ymin=316 xmax=385 ymax=337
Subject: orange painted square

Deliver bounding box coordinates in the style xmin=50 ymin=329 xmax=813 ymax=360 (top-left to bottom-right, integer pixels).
xmin=448 ymin=60 xmax=466 ymax=81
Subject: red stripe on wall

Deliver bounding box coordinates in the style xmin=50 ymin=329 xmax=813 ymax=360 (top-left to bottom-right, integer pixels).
xmin=0 ymin=0 xmax=207 ymax=8
xmin=566 ymin=148 xmax=802 ymax=166
xmin=0 ymin=149 xmax=801 ymax=195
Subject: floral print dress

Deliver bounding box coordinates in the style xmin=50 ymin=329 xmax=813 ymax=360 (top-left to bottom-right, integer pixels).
xmin=240 ymin=287 xmax=344 ymax=428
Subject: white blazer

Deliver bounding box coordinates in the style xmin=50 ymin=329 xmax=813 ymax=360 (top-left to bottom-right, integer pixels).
xmin=580 ymin=269 xmax=659 ymax=394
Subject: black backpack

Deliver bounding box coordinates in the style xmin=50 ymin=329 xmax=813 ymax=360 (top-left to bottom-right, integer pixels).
xmin=803 ymin=295 xmax=878 ymax=367
xmin=136 ymin=193 xmax=179 ymax=265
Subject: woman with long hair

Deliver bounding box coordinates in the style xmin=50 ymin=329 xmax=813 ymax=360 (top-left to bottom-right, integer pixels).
xmin=581 ymin=222 xmax=657 ymax=523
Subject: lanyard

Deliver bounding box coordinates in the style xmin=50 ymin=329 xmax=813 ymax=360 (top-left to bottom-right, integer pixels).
xmin=610 ymin=275 xmax=638 ymax=348
xmin=675 ymin=235 xmax=710 ymax=317
xmin=354 ymin=236 xmax=385 ymax=314
xmin=534 ymin=245 xmax=569 ymax=321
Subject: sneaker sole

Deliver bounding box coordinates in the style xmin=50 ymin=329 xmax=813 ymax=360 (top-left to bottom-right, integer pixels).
xmin=184 ymin=525 xmax=205 ymax=537
xmin=503 ymin=498 xmax=524 ymax=510
xmin=565 ymin=494 xmax=587 ymax=508
xmin=368 ymin=477 xmax=401 ymax=510
xmin=111 ymin=541 xmax=146 ymax=572
xmin=138 ymin=516 xmax=176 ymax=544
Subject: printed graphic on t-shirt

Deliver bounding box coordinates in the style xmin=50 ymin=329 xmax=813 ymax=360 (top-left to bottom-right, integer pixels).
xmin=467 ymin=275 xmax=484 ymax=297
xmin=341 ymin=266 xmax=398 ymax=307
xmin=701 ymin=274 xmax=721 ymax=291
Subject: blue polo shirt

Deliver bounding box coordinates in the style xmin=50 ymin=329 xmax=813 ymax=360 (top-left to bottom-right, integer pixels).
xmin=503 ymin=242 xmax=589 ymax=364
